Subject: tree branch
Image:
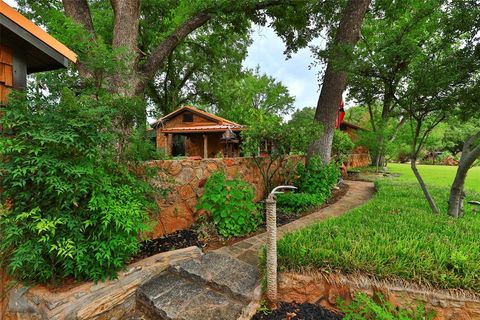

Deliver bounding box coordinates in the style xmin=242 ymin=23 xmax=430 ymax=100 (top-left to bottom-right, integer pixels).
xmin=62 ymin=0 xmax=96 ymax=38
xmin=140 ymin=0 xmax=293 ymax=91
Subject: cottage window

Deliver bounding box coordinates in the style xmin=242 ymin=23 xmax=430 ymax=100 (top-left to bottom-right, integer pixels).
xmin=183 ymin=113 xmax=193 ymax=122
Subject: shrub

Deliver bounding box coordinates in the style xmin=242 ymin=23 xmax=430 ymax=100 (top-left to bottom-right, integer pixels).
xmin=0 ymin=90 xmax=155 ymax=283
xmin=276 ymin=192 xmax=324 ymax=215
xmin=340 ymin=293 xmax=435 ymax=320
xmin=276 ymin=157 xmax=339 ymax=215
xmin=296 ymin=157 xmax=340 ymax=196
xmin=332 ymin=130 xmax=354 ymax=164
xmin=196 ymin=171 xmax=262 ymax=238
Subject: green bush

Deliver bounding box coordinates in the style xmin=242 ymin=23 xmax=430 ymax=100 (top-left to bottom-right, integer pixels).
xmin=340 ymin=293 xmax=435 ymax=320
xmin=296 ymin=157 xmax=340 ymax=196
xmin=276 ymin=192 xmax=324 ymax=215
xmin=276 ymin=157 xmax=339 ymax=215
xmin=332 ymin=130 xmax=354 ymax=164
xmin=0 ymin=90 xmax=155 ymax=283
xmin=196 ymin=171 xmax=262 ymax=238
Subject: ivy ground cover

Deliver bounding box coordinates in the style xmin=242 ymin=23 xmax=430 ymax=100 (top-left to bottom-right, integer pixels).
xmin=271 ymin=179 xmax=480 ymax=292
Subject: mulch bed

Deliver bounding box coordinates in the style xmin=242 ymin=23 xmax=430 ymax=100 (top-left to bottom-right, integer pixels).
xmin=252 ymin=302 xmax=343 ymax=320
xmin=130 ymin=182 xmax=349 ymax=259
xmin=130 ymin=229 xmax=205 ymax=262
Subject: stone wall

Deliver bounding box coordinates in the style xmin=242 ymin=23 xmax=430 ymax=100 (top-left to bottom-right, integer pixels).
xmin=146 ymin=156 xmax=304 ymax=238
xmin=277 ymin=271 xmax=480 ymax=320
xmin=2 ymin=247 xmax=202 ymax=320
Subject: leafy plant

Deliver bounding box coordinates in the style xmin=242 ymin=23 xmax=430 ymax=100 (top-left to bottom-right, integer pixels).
xmin=339 ymin=293 xmax=435 ymax=320
xmin=296 ymin=157 xmax=340 ymax=196
xmin=332 ymin=130 xmax=355 ymax=164
xmin=276 ymin=157 xmax=339 ymax=215
xmin=123 ymin=125 xmax=165 ymax=162
xmin=0 ymin=90 xmax=156 ymax=283
xmin=276 ymin=192 xmax=324 ymax=215
xmin=196 ymin=171 xmax=262 ymax=238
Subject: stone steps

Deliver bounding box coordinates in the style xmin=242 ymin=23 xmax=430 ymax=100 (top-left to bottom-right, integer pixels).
xmin=136 ymin=251 xmax=261 ymax=320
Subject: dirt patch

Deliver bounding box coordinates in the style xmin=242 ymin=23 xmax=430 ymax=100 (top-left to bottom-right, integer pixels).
xmin=252 ymin=302 xmax=343 ymax=320
xmin=130 ymin=230 xmax=204 ymax=263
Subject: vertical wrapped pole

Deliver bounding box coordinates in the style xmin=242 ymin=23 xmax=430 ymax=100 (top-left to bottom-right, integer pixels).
xmin=266 ymin=196 xmax=277 ymax=305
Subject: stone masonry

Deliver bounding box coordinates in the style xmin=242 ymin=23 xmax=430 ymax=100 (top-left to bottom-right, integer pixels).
xmin=146 ymin=156 xmax=303 ymax=238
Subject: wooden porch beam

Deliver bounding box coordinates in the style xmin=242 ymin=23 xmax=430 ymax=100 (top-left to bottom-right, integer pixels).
xmin=203 ymin=134 xmax=208 ymax=158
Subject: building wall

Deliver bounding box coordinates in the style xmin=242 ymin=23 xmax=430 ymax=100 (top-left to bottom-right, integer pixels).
xmin=340 ymin=126 xmax=371 ymax=167
xmin=157 ymin=131 xmax=239 ymax=159
xmin=162 ymin=111 xmax=217 ymax=129
xmin=145 ymin=156 xmax=304 ymax=237
xmin=347 ymin=146 xmax=370 ymax=168
xmin=0 ymin=44 xmax=13 ymax=106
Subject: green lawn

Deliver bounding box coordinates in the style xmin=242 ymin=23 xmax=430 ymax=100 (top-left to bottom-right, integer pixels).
xmin=270 ymin=178 xmax=480 ymax=292
xmin=388 ymin=163 xmax=480 ymax=193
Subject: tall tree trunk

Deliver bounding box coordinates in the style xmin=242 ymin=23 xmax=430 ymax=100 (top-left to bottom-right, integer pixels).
xmin=448 ymin=131 xmax=480 ymax=218
xmin=410 ymin=158 xmax=440 ymax=214
xmin=307 ymin=0 xmax=371 ymax=164
xmin=111 ymin=0 xmax=141 ymax=97
xmin=62 ymin=0 xmax=96 ymax=80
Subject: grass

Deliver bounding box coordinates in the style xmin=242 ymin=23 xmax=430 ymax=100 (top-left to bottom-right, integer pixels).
xmin=388 ymin=163 xmax=480 ymax=193
xmin=272 ymin=179 xmax=480 ymax=292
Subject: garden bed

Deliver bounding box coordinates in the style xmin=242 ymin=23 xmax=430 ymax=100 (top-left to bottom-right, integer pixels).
xmin=252 ymin=302 xmax=343 ymax=320
xmin=129 ymin=183 xmax=349 ymax=257
xmin=201 ymin=182 xmax=349 ymax=252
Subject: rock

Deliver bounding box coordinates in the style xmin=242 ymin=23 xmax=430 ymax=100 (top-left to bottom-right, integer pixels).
xmin=206 ymin=162 xmax=218 ymax=172
xmin=8 ymin=287 xmax=40 ymax=315
xmin=4 ymin=247 xmax=203 ymax=320
xmin=137 ymin=251 xmax=260 ymax=320
xmin=137 ymin=273 xmax=244 ymax=320
xmin=169 ymin=252 xmax=260 ymax=303
xmin=169 ymin=162 xmax=182 ymax=176
xmin=178 ymin=185 xmax=194 ymax=198
xmin=176 ymin=167 xmax=194 ymax=184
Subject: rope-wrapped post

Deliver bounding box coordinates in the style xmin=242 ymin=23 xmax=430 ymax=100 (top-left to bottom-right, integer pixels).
xmin=265 ymin=195 xmax=277 ymax=306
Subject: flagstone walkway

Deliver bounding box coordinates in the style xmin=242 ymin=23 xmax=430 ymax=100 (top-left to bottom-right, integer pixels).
xmin=214 ymin=180 xmax=375 ymax=266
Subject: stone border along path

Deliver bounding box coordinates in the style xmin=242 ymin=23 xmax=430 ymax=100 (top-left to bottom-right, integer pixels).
xmin=215 ymin=180 xmax=375 ymax=266
xmin=137 ymin=180 xmax=374 ymax=320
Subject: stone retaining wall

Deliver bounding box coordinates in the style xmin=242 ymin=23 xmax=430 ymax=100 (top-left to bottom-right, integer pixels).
xmin=2 ymin=247 xmax=202 ymax=320
xmin=277 ymin=271 xmax=480 ymax=320
xmin=146 ymin=156 xmax=304 ymax=238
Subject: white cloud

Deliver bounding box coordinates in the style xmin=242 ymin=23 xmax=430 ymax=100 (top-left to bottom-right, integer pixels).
xmin=244 ymin=25 xmax=325 ymax=112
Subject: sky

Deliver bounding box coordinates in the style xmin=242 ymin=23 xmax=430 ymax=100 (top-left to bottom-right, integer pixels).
xmin=244 ymin=25 xmax=324 ymax=112
xmin=4 ymin=0 xmax=325 ymax=112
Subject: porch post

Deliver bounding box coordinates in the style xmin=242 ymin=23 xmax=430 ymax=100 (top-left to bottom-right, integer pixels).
xmin=203 ymin=134 xmax=208 ymax=158
xmin=166 ymin=133 xmax=172 ymax=156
